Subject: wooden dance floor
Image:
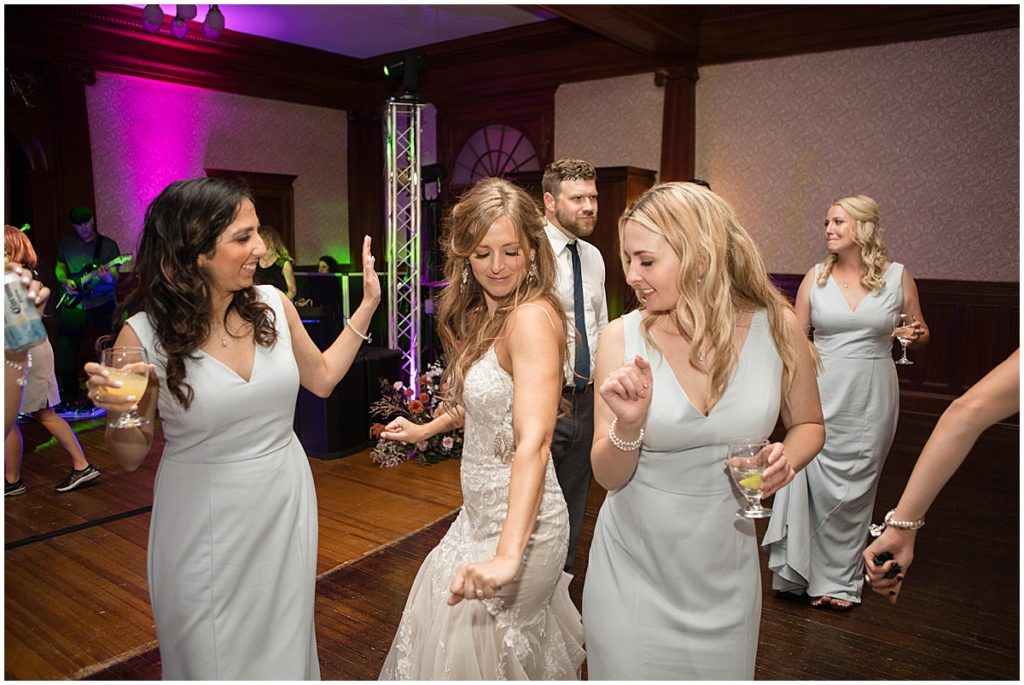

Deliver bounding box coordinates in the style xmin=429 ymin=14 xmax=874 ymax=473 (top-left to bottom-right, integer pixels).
xmin=4 ymin=411 xmax=1018 ymax=680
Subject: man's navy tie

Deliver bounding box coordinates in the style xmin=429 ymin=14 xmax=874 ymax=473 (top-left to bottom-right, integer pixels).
xmin=566 ymin=241 xmax=590 ymax=390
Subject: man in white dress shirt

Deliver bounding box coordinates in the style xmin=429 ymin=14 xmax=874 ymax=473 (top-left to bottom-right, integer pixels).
xmin=541 ymin=158 xmax=608 ymax=572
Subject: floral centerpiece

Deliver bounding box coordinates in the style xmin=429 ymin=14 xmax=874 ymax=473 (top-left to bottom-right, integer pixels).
xmin=369 ymin=359 xmax=463 ymax=468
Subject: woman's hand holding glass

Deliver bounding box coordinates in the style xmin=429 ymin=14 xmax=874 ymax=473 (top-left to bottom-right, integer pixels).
xmin=85 ymin=347 xmax=156 ymax=428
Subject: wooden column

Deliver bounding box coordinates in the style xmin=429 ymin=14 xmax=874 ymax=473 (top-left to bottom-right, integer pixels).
xmin=656 ymin=65 xmax=699 ymax=183
xmin=347 ymin=107 xmax=385 ymax=268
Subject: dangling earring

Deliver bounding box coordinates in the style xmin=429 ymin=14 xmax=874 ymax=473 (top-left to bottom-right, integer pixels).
xmin=527 ymin=251 xmax=538 ymax=284
xmin=460 ymin=261 xmax=469 ymax=291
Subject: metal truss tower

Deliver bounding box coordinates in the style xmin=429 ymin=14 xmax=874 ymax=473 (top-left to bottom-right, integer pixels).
xmin=384 ymin=98 xmax=424 ymax=391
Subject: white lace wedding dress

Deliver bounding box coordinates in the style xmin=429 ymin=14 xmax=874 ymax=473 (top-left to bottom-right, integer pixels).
xmin=379 ymin=346 xmax=585 ymax=680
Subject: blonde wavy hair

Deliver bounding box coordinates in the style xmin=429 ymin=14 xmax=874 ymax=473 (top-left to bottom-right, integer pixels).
xmin=619 ymin=182 xmax=802 ymax=410
xmin=816 ymin=194 xmax=888 ymax=292
xmin=435 ymin=177 xmax=567 ymax=413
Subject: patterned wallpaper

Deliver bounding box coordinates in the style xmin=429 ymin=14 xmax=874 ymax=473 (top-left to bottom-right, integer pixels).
xmin=694 ymin=29 xmax=1019 ymax=281
xmin=86 ymin=73 xmax=348 ymax=266
xmin=554 ymin=72 xmax=664 ymax=173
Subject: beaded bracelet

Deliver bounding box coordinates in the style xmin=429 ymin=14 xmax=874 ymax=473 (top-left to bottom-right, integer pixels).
xmin=868 ymin=508 xmax=925 ymax=537
xmin=5 ymin=353 xmax=32 ymax=387
xmin=347 ymin=319 xmax=372 ymax=343
xmin=608 ymin=417 xmax=644 ymax=451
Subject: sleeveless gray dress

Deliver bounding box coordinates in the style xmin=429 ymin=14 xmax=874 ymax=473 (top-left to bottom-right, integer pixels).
xmin=764 ymin=263 xmax=903 ymax=604
xmin=583 ymin=308 xmax=782 ymax=680
xmin=128 ymin=285 xmax=319 ymax=679
xmin=379 ymin=345 xmax=585 ymax=680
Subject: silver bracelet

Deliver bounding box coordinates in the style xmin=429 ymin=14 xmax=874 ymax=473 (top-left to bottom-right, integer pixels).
xmin=5 ymin=353 xmax=31 ymax=387
xmin=347 ymin=319 xmax=372 ymax=343
xmin=608 ymin=417 xmax=644 ymax=451
xmin=868 ymin=508 xmax=925 ymax=537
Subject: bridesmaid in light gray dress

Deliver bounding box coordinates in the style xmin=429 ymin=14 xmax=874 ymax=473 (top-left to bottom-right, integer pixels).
xmin=764 ymin=195 xmax=929 ymax=610
xmin=84 ymin=177 xmax=381 ymax=679
xmin=585 ymin=183 xmax=825 ymax=679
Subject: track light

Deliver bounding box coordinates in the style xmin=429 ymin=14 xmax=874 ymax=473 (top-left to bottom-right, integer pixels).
xmin=203 ymin=5 xmax=224 ymax=39
xmin=140 ymin=4 xmax=224 ymax=40
xmin=141 ymin=4 xmax=164 ymax=33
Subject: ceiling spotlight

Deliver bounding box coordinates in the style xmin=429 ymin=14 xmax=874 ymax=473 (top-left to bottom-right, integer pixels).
xmin=176 ymin=4 xmax=198 ymax=21
xmin=383 ymin=49 xmax=426 ymax=100
xmin=141 ymin=4 xmax=164 ymax=33
xmin=171 ymin=15 xmax=189 ymax=39
xmin=203 ymin=5 xmax=225 ymax=39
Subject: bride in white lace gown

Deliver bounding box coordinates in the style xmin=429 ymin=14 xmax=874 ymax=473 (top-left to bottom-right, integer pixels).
xmin=377 ymin=178 xmax=585 ymax=680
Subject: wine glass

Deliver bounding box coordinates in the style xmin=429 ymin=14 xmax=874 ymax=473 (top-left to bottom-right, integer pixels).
xmin=725 ymin=439 xmax=772 ymax=519
xmin=101 ymin=346 xmax=151 ymax=429
xmin=892 ymin=313 xmax=916 ymax=365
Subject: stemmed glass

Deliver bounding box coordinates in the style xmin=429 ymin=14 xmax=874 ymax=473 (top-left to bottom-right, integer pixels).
xmin=101 ymin=346 xmax=151 ymax=428
xmin=892 ymin=313 xmax=916 ymax=366
xmin=725 ymin=439 xmax=772 ymax=519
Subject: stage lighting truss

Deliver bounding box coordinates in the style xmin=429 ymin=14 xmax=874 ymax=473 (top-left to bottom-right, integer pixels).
xmin=385 ymin=98 xmax=425 ymax=392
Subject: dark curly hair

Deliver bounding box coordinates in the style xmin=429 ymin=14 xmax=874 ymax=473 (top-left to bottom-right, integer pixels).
xmin=110 ymin=177 xmax=278 ymax=409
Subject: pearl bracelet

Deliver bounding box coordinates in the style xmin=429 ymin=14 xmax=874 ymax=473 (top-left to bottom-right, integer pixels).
xmin=608 ymin=417 xmax=644 ymax=451
xmin=5 ymin=353 xmax=32 ymax=387
xmin=347 ymin=319 xmax=372 ymax=343
xmin=868 ymin=508 xmax=925 ymax=537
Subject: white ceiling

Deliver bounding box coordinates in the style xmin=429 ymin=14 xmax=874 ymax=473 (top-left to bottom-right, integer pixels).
xmin=133 ymin=4 xmax=551 ymax=58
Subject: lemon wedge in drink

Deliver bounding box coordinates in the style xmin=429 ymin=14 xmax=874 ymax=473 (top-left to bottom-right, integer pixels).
xmin=739 ymin=473 xmax=763 ymax=489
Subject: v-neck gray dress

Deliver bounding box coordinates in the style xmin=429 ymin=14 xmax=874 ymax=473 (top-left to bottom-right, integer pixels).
xmin=764 ymin=263 xmax=903 ymax=604
xmin=583 ymin=308 xmax=782 ymax=680
xmin=127 ymin=285 xmax=320 ymax=679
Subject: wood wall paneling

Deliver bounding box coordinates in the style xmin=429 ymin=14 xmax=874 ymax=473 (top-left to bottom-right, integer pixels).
xmin=656 ymin=66 xmax=699 ymax=183
xmin=347 ymin=108 xmax=386 ymax=267
xmin=773 ymin=274 xmax=1019 ymax=417
xmin=504 ymin=166 xmax=657 ymax=321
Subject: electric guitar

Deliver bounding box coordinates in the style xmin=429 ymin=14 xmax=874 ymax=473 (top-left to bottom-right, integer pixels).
xmin=57 ymin=254 xmax=132 ymax=310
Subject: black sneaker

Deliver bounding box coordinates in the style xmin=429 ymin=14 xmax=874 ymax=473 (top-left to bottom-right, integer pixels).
xmin=55 ymin=465 xmax=101 ymax=492
xmin=5 ymin=479 xmax=27 ymax=496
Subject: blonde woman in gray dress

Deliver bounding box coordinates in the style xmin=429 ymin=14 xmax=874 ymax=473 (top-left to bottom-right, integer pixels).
xmin=764 ymin=194 xmax=929 ymax=610
xmin=584 ymin=182 xmax=824 ymax=679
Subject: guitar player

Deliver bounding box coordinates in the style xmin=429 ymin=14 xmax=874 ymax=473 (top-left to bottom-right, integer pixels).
xmin=54 ymin=206 xmax=122 ymax=410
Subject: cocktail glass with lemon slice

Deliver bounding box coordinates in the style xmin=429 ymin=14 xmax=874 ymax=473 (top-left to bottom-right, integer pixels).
xmin=725 ymin=439 xmax=772 ymax=519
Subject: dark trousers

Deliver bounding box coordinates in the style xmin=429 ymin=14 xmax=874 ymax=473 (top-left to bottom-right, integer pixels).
xmin=552 ymin=384 xmax=594 ymax=573
xmin=56 ymin=301 xmax=115 ymax=400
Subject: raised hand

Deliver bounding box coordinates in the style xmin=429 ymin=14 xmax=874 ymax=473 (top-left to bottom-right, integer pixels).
xmin=598 ymin=355 xmax=653 ymax=427
xmin=361 ymin=235 xmax=381 ymax=306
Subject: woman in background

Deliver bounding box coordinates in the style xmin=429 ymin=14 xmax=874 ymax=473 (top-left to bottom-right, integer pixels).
xmin=83 ymin=177 xmax=379 ymax=679
xmin=4 ymin=225 xmax=98 ymax=496
xmin=376 ymin=178 xmax=584 ymax=679
xmin=584 ymin=182 xmax=824 ymax=679
xmin=764 ymin=194 xmax=929 ymax=610
xmin=256 ymin=224 xmax=297 ymax=299
xmin=317 ymin=255 xmax=340 ymax=273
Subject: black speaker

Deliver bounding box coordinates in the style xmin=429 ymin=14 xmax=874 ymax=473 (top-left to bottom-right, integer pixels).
xmin=292 ymin=342 xmax=405 ymax=460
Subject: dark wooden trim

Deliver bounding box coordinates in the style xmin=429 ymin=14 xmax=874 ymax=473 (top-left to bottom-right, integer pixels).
xmin=656 ymin=66 xmax=699 ymax=183
xmin=697 ymin=5 xmax=1019 ymax=65
xmin=772 ymin=273 xmax=1019 ymax=417
xmin=206 ymin=169 xmax=298 ymax=255
xmin=347 ymin=108 xmax=386 ymax=268
xmin=4 ymin=5 xmax=387 ymax=111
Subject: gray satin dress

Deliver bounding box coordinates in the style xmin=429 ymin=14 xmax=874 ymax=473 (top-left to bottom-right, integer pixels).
xmin=584 ymin=308 xmax=782 ymax=680
xmin=764 ymin=263 xmax=903 ymax=604
xmin=128 ymin=285 xmax=320 ymax=679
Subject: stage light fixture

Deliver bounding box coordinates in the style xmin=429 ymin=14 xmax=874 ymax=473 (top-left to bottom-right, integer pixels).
xmin=203 ymin=5 xmax=225 ymax=39
xmin=142 ymin=4 xmax=164 ymax=33
xmin=383 ymin=49 xmax=426 ymax=100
